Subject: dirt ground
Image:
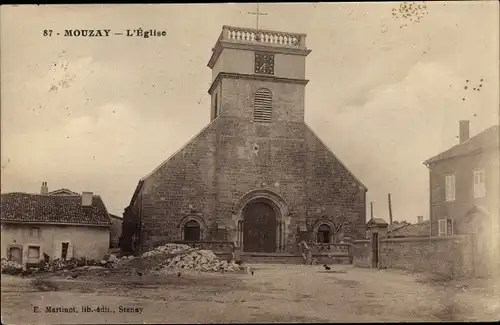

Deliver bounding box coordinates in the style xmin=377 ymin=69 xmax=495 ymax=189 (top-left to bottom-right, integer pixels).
xmin=1 ymin=264 xmax=499 ymax=324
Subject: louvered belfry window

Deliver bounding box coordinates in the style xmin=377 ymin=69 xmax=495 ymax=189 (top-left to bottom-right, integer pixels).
xmin=253 ymin=88 xmax=272 ymax=123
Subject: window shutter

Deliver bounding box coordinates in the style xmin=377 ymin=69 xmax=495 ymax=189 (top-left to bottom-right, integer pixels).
xmin=22 ymin=245 xmax=29 ymax=265
xmin=474 ymin=172 xmax=478 ymax=197
xmin=480 ymin=171 xmax=486 ymax=197
xmin=438 ymin=219 xmax=447 ymax=236
xmin=66 ymin=242 xmax=74 ymax=260
xmin=445 ymin=175 xmax=456 ymax=201
xmin=53 ymin=241 xmax=62 ymax=260
xmin=446 ymin=219 xmax=454 ymax=236
xmin=253 ymin=88 xmax=272 ymax=123
xmin=473 ymin=170 xmax=487 ymax=198
xmin=452 ymin=176 xmax=455 ymax=200
xmin=445 ymin=176 xmax=450 ymax=201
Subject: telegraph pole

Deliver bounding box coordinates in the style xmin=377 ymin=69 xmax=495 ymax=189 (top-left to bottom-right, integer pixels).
xmin=388 ymin=193 xmax=393 ymax=225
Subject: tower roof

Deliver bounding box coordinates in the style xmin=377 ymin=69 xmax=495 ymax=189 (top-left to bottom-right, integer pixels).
xmin=208 ymin=25 xmax=311 ymax=69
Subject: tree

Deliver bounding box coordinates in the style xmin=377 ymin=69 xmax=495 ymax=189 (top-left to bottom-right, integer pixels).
xmin=332 ymin=215 xmax=347 ymax=233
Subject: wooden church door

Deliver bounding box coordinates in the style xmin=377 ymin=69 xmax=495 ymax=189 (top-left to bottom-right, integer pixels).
xmin=243 ymin=201 xmax=277 ymax=252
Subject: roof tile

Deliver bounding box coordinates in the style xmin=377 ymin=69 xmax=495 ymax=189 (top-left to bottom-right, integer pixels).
xmin=1 ymin=192 xmax=111 ymax=226
xmin=424 ymin=125 xmax=499 ymax=165
xmin=388 ymin=221 xmax=430 ymax=237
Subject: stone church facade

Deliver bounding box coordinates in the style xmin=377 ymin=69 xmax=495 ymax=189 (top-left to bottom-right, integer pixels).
xmin=121 ymin=26 xmax=367 ymax=255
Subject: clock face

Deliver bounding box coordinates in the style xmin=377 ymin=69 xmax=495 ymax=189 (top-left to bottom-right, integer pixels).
xmin=255 ymin=52 xmax=275 ymax=75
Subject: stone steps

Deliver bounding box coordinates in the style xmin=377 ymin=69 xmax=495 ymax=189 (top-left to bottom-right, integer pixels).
xmin=313 ymin=254 xmax=352 ymax=265
xmin=240 ymin=252 xmax=306 ymax=264
xmin=215 ymin=251 xmax=353 ymax=265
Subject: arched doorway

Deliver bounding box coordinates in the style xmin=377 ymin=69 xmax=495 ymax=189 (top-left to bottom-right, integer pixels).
xmin=317 ymin=224 xmax=332 ymax=243
xmin=243 ymin=200 xmax=277 ymax=252
xmin=183 ymin=220 xmax=201 ymax=241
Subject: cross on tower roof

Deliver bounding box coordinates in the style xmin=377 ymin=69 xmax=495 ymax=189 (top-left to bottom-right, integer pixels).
xmin=247 ymin=3 xmax=268 ymax=30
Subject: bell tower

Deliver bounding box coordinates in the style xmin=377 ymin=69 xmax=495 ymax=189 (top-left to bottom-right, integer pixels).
xmin=207 ymin=26 xmax=312 ymax=123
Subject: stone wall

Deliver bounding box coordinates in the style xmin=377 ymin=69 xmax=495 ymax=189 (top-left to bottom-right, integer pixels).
xmin=120 ymin=204 xmax=138 ymax=254
xmin=304 ymin=127 xmax=367 ymax=240
xmin=352 ymin=239 xmax=371 ymax=268
xmin=379 ymin=236 xmax=474 ymax=278
xmin=220 ymin=78 xmax=305 ymax=122
xmin=138 ymin=118 xmax=221 ymax=252
xmin=109 ymin=217 xmax=122 ymax=248
xmin=352 ymin=235 xmax=481 ymax=278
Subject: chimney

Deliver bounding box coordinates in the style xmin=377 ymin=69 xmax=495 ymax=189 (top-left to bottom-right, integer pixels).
xmin=459 ymin=120 xmax=470 ymax=143
xmin=81 ymin=191 xmax=93 ymax=207
xmin=417 ymin=216 xmax=424 ymax=224
xmin=40 ymin=182 xmax=48 ymax=195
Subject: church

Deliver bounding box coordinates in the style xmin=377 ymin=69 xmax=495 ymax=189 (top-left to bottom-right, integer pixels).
xmin=121 ymin=25 xmax=368 ymax=255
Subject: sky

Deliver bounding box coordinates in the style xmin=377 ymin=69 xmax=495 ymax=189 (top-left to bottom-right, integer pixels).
xmin=1 ymin=2 xmax=499 ymax=222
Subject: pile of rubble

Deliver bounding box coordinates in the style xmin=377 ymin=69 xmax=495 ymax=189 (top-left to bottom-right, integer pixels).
xmin=2 ymin=243 xmax=242 ymax=277
xmin=141 ymin=243 xmax=193 ymax=258
xmin=66 ymin=244 xmax=241 ymax=276
xmin=41 ymin=258 xmax=102 ymax=272
xmin=1 ymin=258 xmax=25 ymax=275
xmin=1 ymin=256 xmax=123 ymax=276
xmin=147 ymin=244 xmax=241 ymax=273
xmin=158 ymin=249 xmax=240 ymax=272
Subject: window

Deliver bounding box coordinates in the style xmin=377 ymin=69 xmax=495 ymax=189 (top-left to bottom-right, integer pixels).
xmin=316 ymin=224 xmax=332 ymax=244
xmin=29 ymin=227 xmax=40 ymax=238
xmin=214 ymin=93 xmax=219 ymax=118
xmin=253 ymin=88 xmax=272 ymax=123
xmin=438 ymin=218 xmax=454 ymax=236
xmin=27 ymin=246 xmax=40 ymax=264
xmin=473 ymin=170 xmax=486 ymax=198
xmin=8 ymin=247 xmax=22 ymax=264
xmin=445 ymin=174 xmax=456 ymax=202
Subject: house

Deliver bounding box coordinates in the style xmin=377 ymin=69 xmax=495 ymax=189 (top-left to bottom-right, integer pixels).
xmin=423 ymin=121 xmax=499 ymax=239
xmin=46 ymin=186 xmax=80 ymax=196
xmin=387 ymin=221 xmax=430 ymax=238
xmin=1 ymin=182 xmax=111 ymax=265
xmin=121 ymin=25 xmax=367 ymax=256
xmin=109 ymin=214 xmax=122 ymax=249
xmin=385 ymin=216 xmax=430 ymax=238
